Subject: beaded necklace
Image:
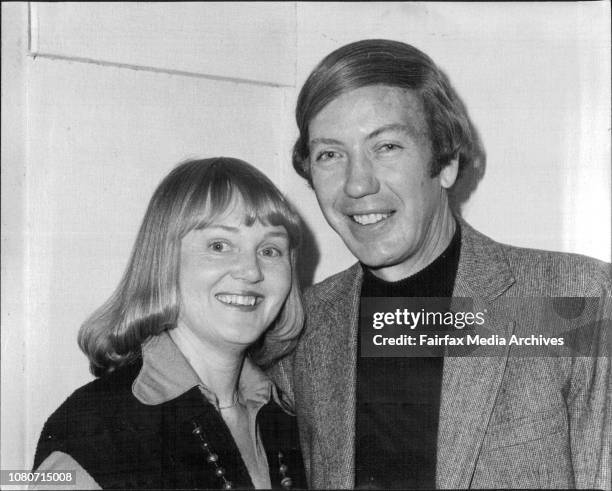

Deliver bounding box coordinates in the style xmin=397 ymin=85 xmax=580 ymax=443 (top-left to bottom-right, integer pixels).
xmin=191 ymin=421 xmax=293 ymax=490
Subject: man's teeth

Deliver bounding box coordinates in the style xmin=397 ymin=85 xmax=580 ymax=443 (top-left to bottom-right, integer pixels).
xmin=216 ymin=294 xmax=259 ymax=306
xmin=351 ymin=213 xmax=391 ymax=225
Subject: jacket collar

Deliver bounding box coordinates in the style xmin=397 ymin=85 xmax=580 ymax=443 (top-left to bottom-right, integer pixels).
xmin=453 ymin=218 xmax=515 ymax=300
xmin=329 ymin=218 xmax=515 ymax=302
xmin=132 ymin=330 xmax=272 ymax=407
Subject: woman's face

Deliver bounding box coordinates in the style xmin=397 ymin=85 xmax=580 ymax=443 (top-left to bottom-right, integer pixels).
xmin=178 ymin=200 xmax=292 ymax=352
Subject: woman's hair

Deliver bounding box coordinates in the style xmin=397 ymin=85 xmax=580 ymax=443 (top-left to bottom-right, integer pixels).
xmin=293 ymin=39 xmax=485 ymax=185
xmin=79 ymin=157 xmax=304 ymax=377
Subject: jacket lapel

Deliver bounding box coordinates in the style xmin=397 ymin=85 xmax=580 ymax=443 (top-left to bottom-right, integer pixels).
xmin=436 ymin=221 xmax=516 ymax=488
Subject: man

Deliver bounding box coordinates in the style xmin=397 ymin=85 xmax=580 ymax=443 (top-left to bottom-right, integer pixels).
xmin=270 ymin=39 xmax=611 ymax=489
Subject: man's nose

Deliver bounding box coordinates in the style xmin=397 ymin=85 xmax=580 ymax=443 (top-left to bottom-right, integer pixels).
xmin=343 ymin=153 xmax=380 ymax=198
xmin=231 ymin=251 xmax=264 ymax=283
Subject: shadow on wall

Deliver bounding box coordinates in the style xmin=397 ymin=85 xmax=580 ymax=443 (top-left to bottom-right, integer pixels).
xmin=449 ymin=124 xmax=487 ymax=216
xmin=449 ymin=157 xmax=486 ymax=216
xmin=292 ymin=205 xmax=320 ymax=289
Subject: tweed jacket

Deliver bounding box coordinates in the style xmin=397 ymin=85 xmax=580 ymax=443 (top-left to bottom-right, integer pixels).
xmin=270 ymin=221 xmax=611 ymax=489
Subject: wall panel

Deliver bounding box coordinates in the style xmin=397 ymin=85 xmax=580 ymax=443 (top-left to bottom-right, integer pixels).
xmin=31 ymin=2 xmax=296 ymax=86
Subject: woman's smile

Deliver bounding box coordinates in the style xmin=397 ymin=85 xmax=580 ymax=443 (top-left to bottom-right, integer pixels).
xmin=215 ymin=292 xmax=264 ymax=308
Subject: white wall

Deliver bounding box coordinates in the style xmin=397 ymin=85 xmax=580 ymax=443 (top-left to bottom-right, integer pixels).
xmin=1 ymin=1 xmax=610 ymax=474
xmin=1 ymin=1 xmax=29 ymax=474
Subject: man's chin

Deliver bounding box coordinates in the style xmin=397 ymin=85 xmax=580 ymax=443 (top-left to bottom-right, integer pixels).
xmin=351 ymin=248 xmax=398 ymax=269
xmin=352 ymin=247 xmax=422 ymax=281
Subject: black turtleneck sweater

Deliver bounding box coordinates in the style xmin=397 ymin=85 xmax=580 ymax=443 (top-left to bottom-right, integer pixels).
xmin=355 ymin=226 xmax=461 ymax=490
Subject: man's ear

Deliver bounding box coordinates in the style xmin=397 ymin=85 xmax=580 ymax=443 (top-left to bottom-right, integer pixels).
xmin=440 ymin=156 xmax=459 ymax=189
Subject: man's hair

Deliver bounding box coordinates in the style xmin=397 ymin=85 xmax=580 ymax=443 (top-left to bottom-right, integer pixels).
xmin=78 ymin=157 xmax=304 ymax=377
xmin=293 ymin=39 xmax=485 ymax=187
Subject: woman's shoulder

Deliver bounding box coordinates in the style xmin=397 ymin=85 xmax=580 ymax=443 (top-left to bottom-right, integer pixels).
xmin=33 ymin=362 xmax=143 ymax=470
xmin=47 ymin=362 xmax=141 ymax=422
xmin=32 ymin=451 xmax=101 ymax=490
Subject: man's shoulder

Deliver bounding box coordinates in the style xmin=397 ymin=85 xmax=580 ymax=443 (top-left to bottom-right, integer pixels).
xmin=503 ymin=243 xmax=610 ymax=278
xmin=467 ymin=224 xmax=611 ymax=296
xmin=303 ymin=262 xmax=361 ymax=308
xmin=302 ymin=223 xmax=611 ymax=303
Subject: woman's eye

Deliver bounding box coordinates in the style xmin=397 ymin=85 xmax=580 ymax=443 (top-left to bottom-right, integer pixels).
xmin=209 ymin=241 xmax=230 ymax=252
xmin=315 ymin=150 xmax=341 ymax=163
xmin=260 ymin=246 xmax=282 ymax=258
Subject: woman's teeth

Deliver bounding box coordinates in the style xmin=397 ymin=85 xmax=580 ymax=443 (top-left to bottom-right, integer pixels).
xmin=216 ymin=294 xmax=259 ymax=306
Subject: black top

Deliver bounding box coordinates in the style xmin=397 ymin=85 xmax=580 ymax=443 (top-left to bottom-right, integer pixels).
xmin=33 ymin=361 xmax=306 ymax=490
xmin=355 ymin=226 xmax=461 ymax=490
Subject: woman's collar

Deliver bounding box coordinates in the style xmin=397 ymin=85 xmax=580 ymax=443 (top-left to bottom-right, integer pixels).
xmin=132 ymin=330 xmax=272 ymax=407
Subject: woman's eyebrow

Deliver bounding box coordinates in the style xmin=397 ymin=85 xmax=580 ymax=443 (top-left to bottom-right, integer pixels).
xmin=201 ymin=224 xmax=241 ymax=233
xmin=309 ymin=137 xmax=343 ymax=147
xmin=263 ymin=230 xmax=289 ymax=240
xmin=204 ymin=225 xmax=288 ymax=240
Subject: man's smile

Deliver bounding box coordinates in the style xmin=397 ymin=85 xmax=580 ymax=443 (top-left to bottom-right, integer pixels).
xmin=350 ymin=211 xmax=394 ymax=225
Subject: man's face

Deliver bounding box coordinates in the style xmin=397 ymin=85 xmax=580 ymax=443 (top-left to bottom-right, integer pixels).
xmin=308 ymin=85 xmax=457 ymax=281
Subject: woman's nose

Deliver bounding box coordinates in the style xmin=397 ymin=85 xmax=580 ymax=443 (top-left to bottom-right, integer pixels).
xmin=231 ymin=252 xmax=264 ymax=283
xmin=343 ymin=153 xmax=380 ymax=198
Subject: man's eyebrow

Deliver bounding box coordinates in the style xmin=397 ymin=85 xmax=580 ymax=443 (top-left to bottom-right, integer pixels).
xmin=366 ymin=123 xmax=413 ymax=140
xmin=309 ymin=124 xmax=416 ymax=147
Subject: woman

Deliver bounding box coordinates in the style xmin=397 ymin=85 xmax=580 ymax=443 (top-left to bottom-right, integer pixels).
xmin=33 ymin=158 xmax=307 ymax=490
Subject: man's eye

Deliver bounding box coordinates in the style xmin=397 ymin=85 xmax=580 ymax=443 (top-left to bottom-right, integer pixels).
xmin=209 ymin=241 xmax=230 ymax=252
xmin=377 ymin=143 xmax=402 ymax=153
xmin=260 ymin=247 xmax=282 ymax=258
